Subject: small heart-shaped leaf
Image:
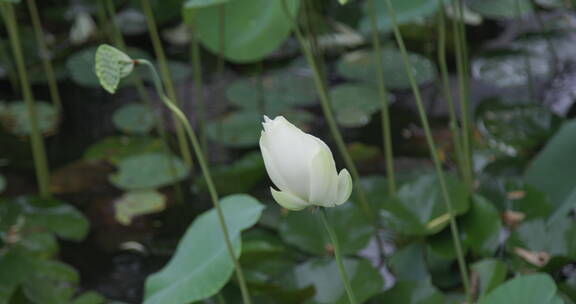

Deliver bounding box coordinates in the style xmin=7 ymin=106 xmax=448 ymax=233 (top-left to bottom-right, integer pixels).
xmin=95 ymin=44 xmax=134 ymax=94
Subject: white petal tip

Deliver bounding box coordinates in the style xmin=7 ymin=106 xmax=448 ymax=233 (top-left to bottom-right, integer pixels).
xmin=271 ymin=188 xmax=309 ymax=211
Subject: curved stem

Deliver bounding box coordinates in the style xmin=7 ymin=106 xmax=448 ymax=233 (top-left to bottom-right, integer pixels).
xmin=319 ymin=208 xmax=357 ymax=304
xmin=382 ymin=0 xmax=471 ymax=301
xmin=1 ymin=3 xmax=51 ymax=198
xmin=437 ymin=8 xmax=465 ymax=177
xmin=140 ymin=0 xmax=193 ymax=170
xmin=103 ymin=0 xmax=183 ymax=203
xmin=138 ymin=59 xmax=252 ymax=304
xmin=367 ymin=0 xmax=396 ymax=197
xmin=26 ymin=0 xmax=62 ymax=112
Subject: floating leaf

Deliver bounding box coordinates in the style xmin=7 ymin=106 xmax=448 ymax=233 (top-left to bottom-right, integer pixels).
xmin=226 ymin=69 xmax=317 ymax=113
xmin=358 ymin=0 xmax=444 ymax=33
xmin=478 ymin=273 xmax=563 ymax=304
xmin=472 ymin=259 xmax=507 ymax=297
xmin=112 ymin=103 xmax=156 ymax=135
xmin=389 ymin=243 xmax=430 ymax=282
xmin=381 ymin=173 xmax=469 ymax=235
xmin=188 ymin=0 xmax=300 ymax=62
xmin=0 ymin=101 xmax=59 ymax=136
xmin=525 ymin=120 xmax=576 ymax=217
xmin=337 ymin=48 xmax=437 ymax=90
xmin=292 ymin=257 xmax=383 ymax=304
xmin=109 ymin=153 xmax=189 ymax=190
xmin=0 ymin=196 xmax=89 ymax=242
xmin=462 ymin=195 xmax=502 ymax=256
xmin=476 ymin=100 xmax=561 ymax=156
xmin=279 ymin=203 xmax=372 ymax=255
xmin=95 ymin=44 xmax=135 ymax=94
xmin=71 ymin=292 xmax=106 ymax=304
xmin=469 ymin=0 xmax=533 ymax=19
xmin=114 ymin=190 xmax=166 ymax=225
xmin=22 ymin=260 xmax=79 ymax=304
xmin=330 ymin=84 xmax=393 ymax=128
xmin=144 ymin=194 xmax=265 ymax=304
xmin=83 ymin=136 xmax=164 ymax=164
xmin=508 ymin=218 xmax=576 ymax=259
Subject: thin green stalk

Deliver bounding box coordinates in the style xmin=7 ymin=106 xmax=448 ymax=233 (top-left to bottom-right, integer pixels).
xmin=367 ymin=0 xmax=396 ymax=197
xmin=189 ymin=18 xmax=208 ymax=155
xmin=437 ymin=8 xmax=465 ymax=177
xmin=1 ymin=3 xmax=51 ymax=198
xmin=280 ymin=0 xmax=387 ymax=262
xmin=382 ymin=0 xmax=471 ymax=301
xmin=452 ymin=0 xmax=473 ymax=190
xmin=25 ymin=0 xmax=62 ymax=112
xmin=140 ymin=0 xmax=193 ymax=169
xmin=319 ymin=208 xmax=357 ymax=304
xmin=138 ymin=59 xmax=252 ymax=304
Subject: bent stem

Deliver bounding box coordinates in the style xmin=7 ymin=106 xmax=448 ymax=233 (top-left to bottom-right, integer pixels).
xmin=1 ymin=2 xmax=51 ymax=198
xmin=383 ymin=0 xmax=471 ymax=301
xmin=367 ymin=0 xmax=396 ymax=196
xmin=318 ymin=208 xmax=357 ymax=304
xmin=140 ymin=0 xmax=193 ymax=170
xmin=26 ymin=0 xmax=62 ymax=112
xmin=281 ymin=0 xmax=387 ymax=263
xmin=138 ymin=59 xmax=252 ymax=304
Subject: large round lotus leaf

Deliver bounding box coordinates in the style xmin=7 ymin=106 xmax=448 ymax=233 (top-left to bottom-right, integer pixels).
xmin=112 ymin=103 xmax=156 ymax=135
xmin=358 ymin=0 xmax=443 ymax=33
xmin=292 ymin=257 xmax=383 ymax=304
xmin=472 ymin=51 xmax=552 ymax=88
xmin=226 ymin=69 xmax=317 ymax=113
xmin=337 ymin=48 xmax=437 ymax=90
xmin=0 ymin=101 xmax=59 ymax=136
xmin=206 ymin=110 xmax=313 ymax=148
xmin=114 ymin=190 xmax=166 ymax=225
xmin=66 ymin=47 xmax=149 ymax=88
xmin=190 ymin=0 xmax=300 ymax=63
xmin=329 ymin=84 xmax=394 ymax=128
xmin=475 ymin=100 xmax=561 ymax=156
xmin=376 ymin=280 xmax=446 ymax=303
xmin=83 ymin=136 xmax=164 ymax=164
xmin=469 ymin=0 xmax=533 ymax=19
xmin=109 ymin=153 xmax=189 ymax=190
xmin=478 ymin=274 xmax=563 ymax=304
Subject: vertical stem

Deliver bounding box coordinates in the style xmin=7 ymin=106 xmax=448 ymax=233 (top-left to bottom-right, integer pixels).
xmin=139 ymin=59 xmax=252 ymax=304
xmin=1 ymin=3 xmax=51 ymax=198
xmin=437 ymin=8 xmax=465 ymax=177
xmin=280 ymin=0 xmax=387 ymax=262
xmin=452 ymin=0 xmax=473 ymax=190
xmin=319 ymin=208 xmax=357 ymax=304
xmin=367 ymin=0 xmax=396 ymax=196
xmin=26 ymin=0 xmax=62 ymax=112
xmin=382 ymin=0 xmax=471 ymax=301
xmin=189 ymin=18 xmax=208 ymax=154
xmin=140 ymin=0 xmax=193 ymax=169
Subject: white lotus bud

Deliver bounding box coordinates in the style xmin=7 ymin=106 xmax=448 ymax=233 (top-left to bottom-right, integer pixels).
xmin=259 ymin=116 xmax=353 ymax=210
